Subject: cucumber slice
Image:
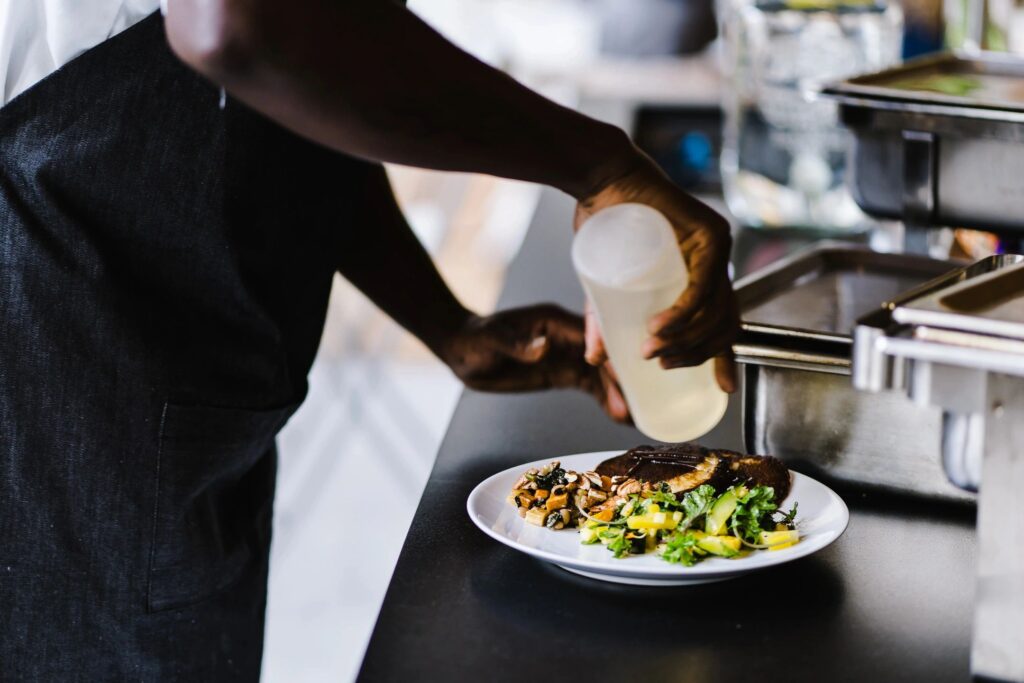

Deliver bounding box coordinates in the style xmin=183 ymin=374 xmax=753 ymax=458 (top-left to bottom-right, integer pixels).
xmin=705 ymin=489 xmax=740 ymax=535
xmin=696 ymin=535 xmax=741 ymax=557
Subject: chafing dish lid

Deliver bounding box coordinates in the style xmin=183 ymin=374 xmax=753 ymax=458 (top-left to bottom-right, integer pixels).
xmin=894 ymin=260 xmax=1024 ymax=340
xmin=823 ymin=51 xmax=1024 ymax=122
xmin=737 ymin=243 xmax=956 ymax=344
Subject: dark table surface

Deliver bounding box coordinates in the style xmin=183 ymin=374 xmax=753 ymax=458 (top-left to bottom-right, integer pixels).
xmin=357 ymin=189 xmax=978 ymax=683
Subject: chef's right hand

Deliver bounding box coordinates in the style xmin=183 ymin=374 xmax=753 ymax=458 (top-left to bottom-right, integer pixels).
xmin=574 ymin=150 xmax=739 ymax=393
xmin=437 ymin=304 xmax=631 ymax=424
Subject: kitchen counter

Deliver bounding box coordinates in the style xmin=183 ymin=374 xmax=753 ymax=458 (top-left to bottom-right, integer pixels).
xmin=356 ymin=188 xmax=977 ymax=683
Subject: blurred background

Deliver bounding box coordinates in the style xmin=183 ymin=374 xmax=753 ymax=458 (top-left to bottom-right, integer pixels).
xmin=258 ymin=0 xmax=1024 ymax=680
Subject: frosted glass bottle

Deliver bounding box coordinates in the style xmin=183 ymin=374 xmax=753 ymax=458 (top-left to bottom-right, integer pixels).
xmin=572 ymin=204 xmax=728 ymax=442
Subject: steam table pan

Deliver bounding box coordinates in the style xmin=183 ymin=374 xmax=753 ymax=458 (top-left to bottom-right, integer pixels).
xmin=735 ymin=243 xmax=973 ymax=502
xmin=823 ymin=51 xmax=1024 ymax=233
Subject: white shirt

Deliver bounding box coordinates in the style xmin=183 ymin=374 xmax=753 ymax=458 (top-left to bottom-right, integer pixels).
xmin=0 ymin=0 xmax=161 ymax=105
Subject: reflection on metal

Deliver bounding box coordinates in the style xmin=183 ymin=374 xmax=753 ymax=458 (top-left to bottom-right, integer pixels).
xmin=941 ymin=410 xmax=984 ymax=492
xmin=902 ymin=130 xmax=937 ymax=226
xmin=735 ymin=243 xmax=971 ymax=502
xmin=822 ymin=52 xmax=1024 ymax=234
xmin=853 ymin=254 xmax=1024 ymax=682
xmin=973 ymin=375 xmax=1024 ymax=681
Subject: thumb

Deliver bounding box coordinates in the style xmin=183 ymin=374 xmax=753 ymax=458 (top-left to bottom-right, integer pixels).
xmin=584 ymin=300 xmax=608 ymax=366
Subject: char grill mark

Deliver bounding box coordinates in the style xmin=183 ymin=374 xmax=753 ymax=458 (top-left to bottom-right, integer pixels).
xmin=596 ymin=444 xmax=792 ymax=503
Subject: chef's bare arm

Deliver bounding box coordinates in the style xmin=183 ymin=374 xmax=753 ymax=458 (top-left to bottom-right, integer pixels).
xmin=164 ymin=0 xmax=637 ymax=200
xmin=165 ymin=0 xmax=740 ymax=389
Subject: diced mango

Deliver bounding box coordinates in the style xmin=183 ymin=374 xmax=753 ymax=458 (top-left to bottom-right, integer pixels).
xmin=760 ymin=530 xmax=800 ymax=549
xmin=626 ymin=510 xmax=684 ymax=531
xmin=590 ymin=508 xmax=615 ymax=522
xmin=546 ymin=492 xmax=568 ymax=511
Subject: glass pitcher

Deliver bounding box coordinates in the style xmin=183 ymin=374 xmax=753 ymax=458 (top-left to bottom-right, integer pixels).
xmin=718 ymin=0 xmax=904 ymax=229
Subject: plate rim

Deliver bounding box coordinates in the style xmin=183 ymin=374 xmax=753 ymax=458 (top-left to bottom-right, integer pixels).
xmin=466 ymin=450 xmax=850 ymax=581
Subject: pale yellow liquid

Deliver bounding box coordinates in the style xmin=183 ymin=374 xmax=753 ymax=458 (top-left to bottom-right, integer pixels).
xmin=580 ymin=269 xmax=728 ymax=443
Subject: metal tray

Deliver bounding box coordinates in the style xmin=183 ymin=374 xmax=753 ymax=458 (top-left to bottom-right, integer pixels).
xmin=736 ymin=242 xmax=955 ymax=361
xmin=834 ymin=51 xmax=1024 ymax=111
xmin=736 ymin=244 xmax=972 ymax=502
xmin=822 ymin=52 xmax=1024 ymax=232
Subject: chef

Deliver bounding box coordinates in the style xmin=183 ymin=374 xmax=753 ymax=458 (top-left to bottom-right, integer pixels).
xmin=0 ymin=1 xmax=738 ymax=680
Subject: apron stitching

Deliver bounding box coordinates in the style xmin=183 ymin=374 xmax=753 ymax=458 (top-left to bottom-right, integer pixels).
xmin=145 ymin=402 xmax=168 ymax=613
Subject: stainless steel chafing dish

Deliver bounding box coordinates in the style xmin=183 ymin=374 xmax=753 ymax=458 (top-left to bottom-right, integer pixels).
xmin=741 ymin=47 xmax=1024 ymax=683
xmin=822 ymin=52 xmax=1024 ymax=233
xmin=737 ymin=243 xmax=1024 ymax=681
xmin=853 ymin=253 xmax=1024 ymax=683
xmin=734 ymin=242 xmax=971 ymax=501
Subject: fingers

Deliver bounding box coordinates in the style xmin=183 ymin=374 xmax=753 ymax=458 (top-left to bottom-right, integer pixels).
xmin=457 ymin=304 xmax=634 ymax=424
xmin=583 ymin=300 xmax=608 ymax=366
xmin=489 ymin=329 xmax=550 ymax=364
xmin=485 ymin=304 xmax=580 ymax=364
xmin=654 ymin=335 xmax=731 ymax=370
xmin=644 ymin=288 xmax=738 ymax=370
xmin=648 ymin=225 xmax=732 ymax=338
xmin=598 ymin=361 xmax=630 ymax=422
xmin=643 ymin=281 xmax=728 ymax=357
xmin=573 ymin=360 xmax=632 ymax=425
xmin=714 ymin=353 xmax=738 ymax=394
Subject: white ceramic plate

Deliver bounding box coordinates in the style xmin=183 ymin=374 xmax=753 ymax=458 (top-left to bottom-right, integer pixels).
xmin=467 ymin=451 xmax=849 ymax=586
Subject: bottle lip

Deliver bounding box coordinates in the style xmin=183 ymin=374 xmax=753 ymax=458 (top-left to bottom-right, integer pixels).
xmin=572 ymin=204 xmax=686 ymax=291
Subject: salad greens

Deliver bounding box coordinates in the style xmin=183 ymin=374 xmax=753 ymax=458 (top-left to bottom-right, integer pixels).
xmin=582 ymin=483 xmax=800 ymax=564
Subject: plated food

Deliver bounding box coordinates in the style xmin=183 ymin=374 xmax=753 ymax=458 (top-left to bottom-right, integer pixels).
xmin=468 ymin=449 xmax=848 ymax=585
xmin=506 ymin=444 xmax=800 ymax=565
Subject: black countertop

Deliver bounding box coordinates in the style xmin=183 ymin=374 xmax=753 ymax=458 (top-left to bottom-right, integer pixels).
xmin=357 ymin=189 xmax=977 ymax=683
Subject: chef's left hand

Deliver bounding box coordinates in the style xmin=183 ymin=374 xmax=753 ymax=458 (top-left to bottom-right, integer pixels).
xmin=438 ymin=305 xmax=630 ymax=423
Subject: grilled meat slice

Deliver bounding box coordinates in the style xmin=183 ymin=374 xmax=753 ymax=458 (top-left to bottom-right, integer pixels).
xmin=596 ymin=444 xmax=792 ymax=503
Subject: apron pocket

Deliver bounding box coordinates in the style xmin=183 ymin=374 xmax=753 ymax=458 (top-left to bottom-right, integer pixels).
xmin=148 ymin=402 xmax=295 ymax=612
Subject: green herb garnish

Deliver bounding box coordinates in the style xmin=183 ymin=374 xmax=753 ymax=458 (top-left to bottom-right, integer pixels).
xmin=680 ymin=484 xmax=716 ymax=528
xmin=661 ymin=530 xmax=703 ymax=566
xmin=777 ymin=501 xmax=799 ymax=528
xmin=600 ymin=527 xmax=632 ymax=558
xmin=729 ymin=485 xmax=778 ymax=543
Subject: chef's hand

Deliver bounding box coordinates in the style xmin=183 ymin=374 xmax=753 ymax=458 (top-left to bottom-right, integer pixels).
xmin=574 ymin=153 xmax=739 ymax=393
xmin=439 ymin=305 xmax=630 ymax=423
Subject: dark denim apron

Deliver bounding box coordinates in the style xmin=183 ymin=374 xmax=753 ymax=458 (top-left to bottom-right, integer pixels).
xmin=0 ymin=13 xmax=375 ymax=681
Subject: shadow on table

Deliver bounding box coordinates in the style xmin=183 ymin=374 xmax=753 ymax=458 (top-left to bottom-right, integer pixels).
xmin=469 ymin=541 xmax=845 ymax=637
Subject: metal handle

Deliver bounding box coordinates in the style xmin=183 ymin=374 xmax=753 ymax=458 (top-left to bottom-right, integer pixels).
xmin=941 ymin=410 xmax=984 ymax=492
xmin=903 ymin=130 xmax=936 ymax=222
xmin=734 ymin=343 xmax=851 ymax=375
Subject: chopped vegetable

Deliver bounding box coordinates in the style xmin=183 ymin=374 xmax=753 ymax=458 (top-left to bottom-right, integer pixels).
xmin=524 ymin=507 xmax=548 ymax=527
xmin=661 ymin=530 xmax=703 ymax=566
xmin=545 ymin=492 xmax=568 ymax=511
xmin=695 ymin=533 xmax=742 ymax=558
xmin=508 ymin=459 xmax=801 ymax=566
xmin=705 ymin=486 xmax=745 ymax=536
xmin=759 ymin=529 xmax=800 ymax=550
xmin=888 ymin=74 xmax=982 ymax=97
